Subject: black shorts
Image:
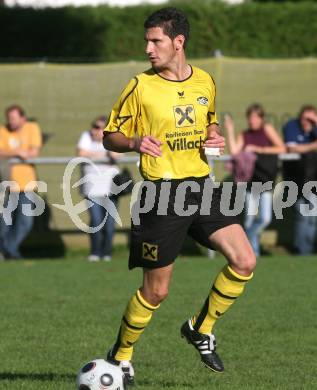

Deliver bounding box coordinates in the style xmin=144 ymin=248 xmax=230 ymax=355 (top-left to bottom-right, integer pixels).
xmin=129 ymin=176 xmax=239 ymax=269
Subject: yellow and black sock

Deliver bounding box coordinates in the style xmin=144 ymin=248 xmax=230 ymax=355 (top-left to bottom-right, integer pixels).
xmin=111 ymin=289 xmax=160 ymax=361
xmin=192 ymin=265 xmax=253 ymax=335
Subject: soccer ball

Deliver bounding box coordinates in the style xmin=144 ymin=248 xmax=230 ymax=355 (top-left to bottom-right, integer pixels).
xmin=77 ymin=359 xmax=127 ymax=390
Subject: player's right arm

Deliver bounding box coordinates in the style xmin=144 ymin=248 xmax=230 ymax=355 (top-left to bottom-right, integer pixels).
xmin=103 ymin=77 xmax=162 ymax=157
xmin=104 ymin=132 xmax=162 ymax=157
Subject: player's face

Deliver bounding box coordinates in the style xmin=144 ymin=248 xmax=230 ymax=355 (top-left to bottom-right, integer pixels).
xmin=247 ymin=112 xmax=264 ymax=131
xmin=6 ymin=109 xmax=25 ymax=131
xmin=145 ymin=27 xmax=177 ymax=70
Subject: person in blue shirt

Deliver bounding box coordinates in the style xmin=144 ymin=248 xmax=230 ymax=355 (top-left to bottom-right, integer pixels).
xmin=283 ymin=105 xmax=317 ymax=254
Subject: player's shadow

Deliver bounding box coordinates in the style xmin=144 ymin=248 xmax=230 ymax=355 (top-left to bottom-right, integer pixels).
xmin=21 ymin=195 xmax=66 ymax=258
xmin=0 ymin=372 xmax=74 ymax=382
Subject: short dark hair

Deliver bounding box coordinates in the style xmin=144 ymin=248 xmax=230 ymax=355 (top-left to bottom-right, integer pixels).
xmin=246 ymin=103 xmax=265 ymax=119
xmin=5 ymin=104 xmax=25 ymax=117
xmin=299 ymin=104 xmax=317 ymax=118
xmin=144 ymin=7 xmax=190 ymax=48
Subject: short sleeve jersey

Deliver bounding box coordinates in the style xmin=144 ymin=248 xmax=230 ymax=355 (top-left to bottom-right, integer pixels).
xmin=105 ymin=66 xmax=218 ymax=180
xmin=0 ymin=121 xmax=42 ymax=191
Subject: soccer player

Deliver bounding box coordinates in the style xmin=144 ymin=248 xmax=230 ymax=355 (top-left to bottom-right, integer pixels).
xmin=103 ymin=7 xmax=256 ymax=385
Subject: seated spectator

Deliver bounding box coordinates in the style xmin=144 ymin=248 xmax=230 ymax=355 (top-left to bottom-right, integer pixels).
xmin=0 ymin=105 xmax=42 ymax=260
xmin=224 ymin=104 xmax=285 ymax=256
xmin=283 ymin=105 xmax=317 ymax=255
xmin=77 ymin=116 xmax=120 ymax=262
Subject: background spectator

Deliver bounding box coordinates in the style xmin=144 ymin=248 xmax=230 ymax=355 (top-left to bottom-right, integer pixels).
xmin=0 ymin=105 xmax=42 ymax=259
xmin=77 ymin=116 xmax=120 ymax=262
xmin=224 ymin=104 xmax=285 ymax=256
xmin=283 ymin=105 xmax=317 ymax=255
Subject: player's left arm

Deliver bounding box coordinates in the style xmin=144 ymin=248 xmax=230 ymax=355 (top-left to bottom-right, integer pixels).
xmin=204 ymin=123 xmax=226 ymax=155
xmin=203 ymin=75 xmax=225 ymax=154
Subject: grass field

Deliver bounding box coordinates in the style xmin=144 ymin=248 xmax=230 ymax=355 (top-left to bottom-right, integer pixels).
xmin=0 ymin=251 xmax=316 ymax=389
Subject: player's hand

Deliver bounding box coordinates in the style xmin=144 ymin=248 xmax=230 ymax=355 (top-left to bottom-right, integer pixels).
xmin=131 ymin=136 xmax=162 ymax=157
xmin=204 ymin=131 xmax=225 ymax=155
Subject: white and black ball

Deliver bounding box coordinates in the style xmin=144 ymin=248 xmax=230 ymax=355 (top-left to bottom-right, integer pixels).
xmin=77 ymin=359 xmax=126 ymax=390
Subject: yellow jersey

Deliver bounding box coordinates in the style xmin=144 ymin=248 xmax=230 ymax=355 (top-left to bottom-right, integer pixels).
xmin=105 ymin=65 xmax=218 ymax=180
xmin=0 ymin=122 xmax=42 ymax=191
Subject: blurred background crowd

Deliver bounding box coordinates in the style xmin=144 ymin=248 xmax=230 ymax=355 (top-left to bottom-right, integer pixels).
xmin=0 ymin=0 xmax=316 ymax=260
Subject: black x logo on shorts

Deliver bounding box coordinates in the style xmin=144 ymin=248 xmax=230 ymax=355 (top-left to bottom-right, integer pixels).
xmin=142 ymin=242 xmax=158 ymax=261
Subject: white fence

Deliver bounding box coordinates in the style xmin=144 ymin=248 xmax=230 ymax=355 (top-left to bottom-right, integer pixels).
xmin=6 ymin=153 xmax=301 ymax=165
xmin=0 ymin=153 xmax=304 ymax=251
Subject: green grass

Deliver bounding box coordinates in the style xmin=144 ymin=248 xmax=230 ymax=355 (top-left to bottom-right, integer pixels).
xmin=0 ymin=252 xmax=316 ymax=389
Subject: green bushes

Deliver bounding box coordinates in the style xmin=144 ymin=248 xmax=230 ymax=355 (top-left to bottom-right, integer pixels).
xmin=0 ymin=1 xmax=316 ymax=61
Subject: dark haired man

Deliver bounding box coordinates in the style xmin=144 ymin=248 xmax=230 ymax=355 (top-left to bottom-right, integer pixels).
xmin=283 ymin=105 xmax=317 ymax=254
xmin=103 ymin=7 xmax=256 ymax=384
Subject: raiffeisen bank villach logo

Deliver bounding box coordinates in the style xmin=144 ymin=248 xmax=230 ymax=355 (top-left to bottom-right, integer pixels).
xmin=173 ymin=105 xmax=196 ymax=128
xmin=53 ymin=157 xmax=132 ymax=233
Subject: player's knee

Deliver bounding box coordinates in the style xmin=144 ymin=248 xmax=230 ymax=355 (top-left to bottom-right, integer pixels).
xmin=239 ymin=248 xmax=257 ymax=275
xmin=244 ymin=251 xmax=257 ymax=274
xmin=145 ymin=286 xmax=169 ymax=306
xmin=229 ymin=245 xmax=256 ymax=276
